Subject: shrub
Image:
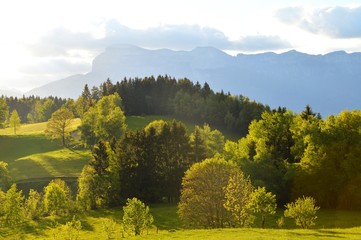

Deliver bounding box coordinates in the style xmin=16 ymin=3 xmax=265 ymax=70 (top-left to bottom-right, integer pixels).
xmin=122 ymin=198 xmax=153 ymax=236
xmin=284 ymin=196 xmax=320 ymax=229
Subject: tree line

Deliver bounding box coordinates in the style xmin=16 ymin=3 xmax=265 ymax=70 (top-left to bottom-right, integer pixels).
xmin=1 ymin=76 xmax=269 ymax=138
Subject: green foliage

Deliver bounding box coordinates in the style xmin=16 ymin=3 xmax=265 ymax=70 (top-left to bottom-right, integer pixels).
xmin=178 ymin=157 xmax=239 ymax=228
xmin=102 ymin=218 xmax=117 ymax=240
xmin=122 ymin=197 xmax=154 ymax=236
xmin=59 ymin=216 xmax=82 ymax=240
xmin=43 ymin=179 xmax=72 ymax=216
xmin=276 ymin=216 xmax=285 ymax=228
xmin=9 ymin=110 xmax=21 ymax=134
xmin=294 ymin=110 xmax=361 ymax=209
xmin=284 ymin=196 xmax=320 ymax=229
xmin=118 ymin=119 xmax=192 ymax=203
xmin=191 ymin=124 xmax=225 ymax=159
xmin=0 ymin=161 xmax=11 ymax=190
xmin=1 ymin=184 xmax=25 ymax=227
xmin=76 ymin=165 xmax=98 ymax=211
xmin=45 ymin=108 xmax=74 ymax=147
xmin=80 ymin=93 xmax=126 ymax=146
xmin=25 ymin=189 xmax=44 ymax=220
xmin=0 ymin=98 xmax=9 ymax=128
xmin=248 ymin=187 xmax=277 ymax=228
xmin=224 ymin=170 xmax=254 ymax=227
xmin=41 ymin=98 xmax=56 ymax=121
xmin=224 ymin=110 xmax=295 ymax=204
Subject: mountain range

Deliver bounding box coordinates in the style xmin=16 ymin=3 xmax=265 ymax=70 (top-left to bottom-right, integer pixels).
xmin=25 ymin=45 xmax=361 ymax=116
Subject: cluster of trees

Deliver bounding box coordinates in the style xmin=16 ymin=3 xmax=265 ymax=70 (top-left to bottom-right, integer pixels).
xmin=2 ymin=96 xmax=67 ymax=124
xmin=32 ymin=87 xmax=361 ymax=214
xmin=0 ymin=177 xmax=74 ymax=227
xmin=77 ymin=115 xmax=225 ymax=208
xmin=223 ymin=108 xmax=361 ymax=209
xmin=178 ymin=157 xmax=319 ymax=229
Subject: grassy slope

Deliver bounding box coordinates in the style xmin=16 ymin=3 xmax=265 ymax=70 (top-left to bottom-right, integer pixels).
xmin=1 ymin=205 xmax=361 ymax=240
xmin=0 ymin=115 xmax=202 ymax=182
xmin=0 ymin=118 xmax=90 ymax=183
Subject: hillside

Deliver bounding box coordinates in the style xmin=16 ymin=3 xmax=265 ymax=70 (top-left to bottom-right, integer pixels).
xmin=26 ymin=45 xmax=361 ymax=116
xmin=0 ymin=115 xmax=209 ymax=185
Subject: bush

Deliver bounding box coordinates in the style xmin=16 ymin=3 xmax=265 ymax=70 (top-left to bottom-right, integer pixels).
xmin=122 ymin=198 xmax=153 ymax=236
xmin=284 ymin=196 xmax=320 ymax=229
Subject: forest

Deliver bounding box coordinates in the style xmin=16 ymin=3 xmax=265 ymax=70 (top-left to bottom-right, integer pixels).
xmin=0 ymin=76 xmax=360 ymax=238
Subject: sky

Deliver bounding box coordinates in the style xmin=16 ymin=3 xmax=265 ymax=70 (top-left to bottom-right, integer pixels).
xmin=1 ymin=0 xmax=361 ymax=92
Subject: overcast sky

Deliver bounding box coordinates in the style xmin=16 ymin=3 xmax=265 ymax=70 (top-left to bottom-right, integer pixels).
xmin=1 ymin=0 xmax=361 ymax=92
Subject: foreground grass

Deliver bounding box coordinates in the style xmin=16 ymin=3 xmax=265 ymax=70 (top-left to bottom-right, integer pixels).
xmin=1 ymin=206 xmax=361 ymax=240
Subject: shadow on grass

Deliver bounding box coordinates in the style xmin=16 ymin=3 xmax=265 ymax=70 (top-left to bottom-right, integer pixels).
xmin=150 ymin=204 xmax=182 ymax=230
xmin=289 ymin=229 xmax=346 ymax=239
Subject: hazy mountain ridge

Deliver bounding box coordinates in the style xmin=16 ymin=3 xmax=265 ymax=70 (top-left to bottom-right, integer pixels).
xmin=26 ymin=45 xmax=361 ymax=116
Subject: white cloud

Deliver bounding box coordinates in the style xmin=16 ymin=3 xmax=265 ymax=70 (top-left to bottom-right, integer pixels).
xmin=29 ymin=20 xmax=292 ymax=56
xmin=276 ymin=5 xmax=361 ymax=38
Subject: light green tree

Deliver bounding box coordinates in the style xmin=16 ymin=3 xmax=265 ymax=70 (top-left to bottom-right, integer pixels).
xmin=44 ymin=179 xmax=72 ymax=216
xmin=0 ymin=161 xmax=11 ymax=190
xmin=122 ymin=197 xmax=153 ymax=236
xmin=25 ymin=189 xmax=44 ymax=220
xmin=248 ymin=187 xmax=277 ymax=228
xmin=284 ymin=196 xmax=320 ymax=229
xmin=80 ymin=93 xmax=126 ymax=147
xmin=2 ymin=184 xmax=25 ymax=226
xmin=9 ymin=110 xmax=21 ymax=134
xmin=178 ymin=157 xmax=239 ymax=228
xmin=0 ymin=98 xmax=9 ymax=128
xmin=224 ymin=171 xmax=254 ymax=227
xmin=45 ymin=108 xmax=74 ymax=147
xmin=192 ymin=124 xmax=225 ymax=158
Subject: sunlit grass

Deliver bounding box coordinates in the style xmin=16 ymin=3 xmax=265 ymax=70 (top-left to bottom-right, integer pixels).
xmin=9 ymin=148 xmax=92 ymax=181
xmin=0 ymin=205 xmax=361 ymax=240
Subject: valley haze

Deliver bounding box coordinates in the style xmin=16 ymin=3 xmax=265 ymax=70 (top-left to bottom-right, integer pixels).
xmin=21 ymin=45 xmax=361 ymax=117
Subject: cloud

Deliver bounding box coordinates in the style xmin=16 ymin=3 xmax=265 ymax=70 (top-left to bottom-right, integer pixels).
xmin=276 ymin=5 xmax=361 ymax=38
xmin=29 ymin=20 xmax=292 ymax=57
xmin=28 ymin=28 xmax=99 ymax=57
xmin=19 ymin=59 xmax=90 ymax=76
xmin=234 ymin=35 xmax=292 ymax=51
xmin=102 ymin=21 xmax=292 ymax=51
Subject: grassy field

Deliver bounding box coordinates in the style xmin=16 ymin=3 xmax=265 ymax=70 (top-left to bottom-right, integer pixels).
xmin=0 ymin=205 xmax=361 ymax=240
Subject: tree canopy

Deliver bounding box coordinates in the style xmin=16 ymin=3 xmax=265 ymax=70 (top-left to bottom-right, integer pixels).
xmin=45 ymin=108 xmax=74 ymax=147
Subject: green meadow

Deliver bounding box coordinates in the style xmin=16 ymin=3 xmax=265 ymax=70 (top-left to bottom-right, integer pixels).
xmin=1 ymin=205 xmax=361 ymax=240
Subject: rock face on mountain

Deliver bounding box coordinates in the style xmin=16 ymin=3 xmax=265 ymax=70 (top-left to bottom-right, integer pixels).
xmin=26 ymin=45 xmax=361 ymax=116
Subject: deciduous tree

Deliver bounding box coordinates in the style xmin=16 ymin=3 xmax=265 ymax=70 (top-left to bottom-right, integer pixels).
xmin=248 ymin=187 xmax=277 ymax=228
xmin=0 ymin=161 xmax=11 ymax=190
xmin=44 ymin=179 xmax=72 ymax=216
xmin=80 ymin=93 xmax=126 ymax=147
xmin=178 ymin=157 xmax=239 ymax=228
xmin=224 ymin=171 xmax=254 ymax=227
xmin=9 ymin=110 xmax=21 ymax=134
xmin=2 ymin=184 xmax=25 ymax=226
xmin=0 ymin=98 xmax=8 ymax=128
xmin=122 ymin=198 xmax=153 ymax=236
xmin=45 ymin=108 xmax=74 ymax=147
